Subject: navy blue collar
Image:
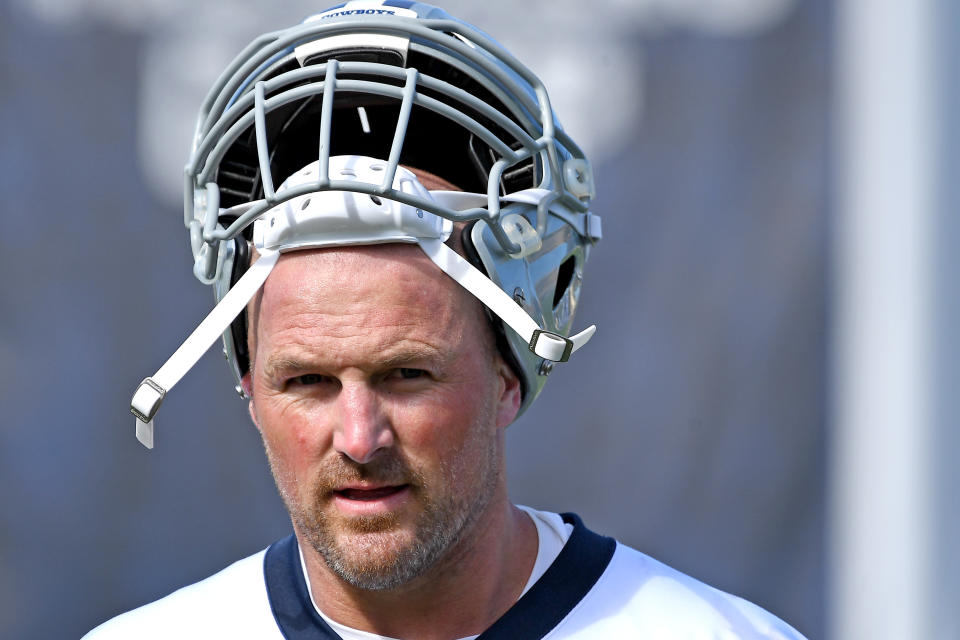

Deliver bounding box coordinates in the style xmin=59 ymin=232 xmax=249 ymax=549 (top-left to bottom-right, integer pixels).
xmin=263 ymin=513 xmax=616 ymax=640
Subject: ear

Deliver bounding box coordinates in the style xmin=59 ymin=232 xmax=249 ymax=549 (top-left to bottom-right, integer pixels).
xmin=494 ymin=357 xmax=522 ymax=429
xmin=241 ymin=372 xmax=261 ymax=431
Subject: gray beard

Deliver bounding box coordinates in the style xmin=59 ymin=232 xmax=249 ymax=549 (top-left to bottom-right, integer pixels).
xmin=266 ymin=436 xmax=501 ymax=591
xmin=310 ymin=492 xmax=474 ymax=591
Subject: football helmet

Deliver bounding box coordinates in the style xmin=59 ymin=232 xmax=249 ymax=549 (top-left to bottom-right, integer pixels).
xmin=130 ymin=0 xmax=601 ymax=448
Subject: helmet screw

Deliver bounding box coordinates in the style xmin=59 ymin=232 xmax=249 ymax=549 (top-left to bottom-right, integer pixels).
xmin=513 ymin=287 xmax=526 ymax=304
xmin=538 ymin=360 xmax=554 ymax=376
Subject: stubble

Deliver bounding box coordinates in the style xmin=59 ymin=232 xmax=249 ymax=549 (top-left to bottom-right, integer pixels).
xmin=262 ymin=430 xmax=501 ymax=591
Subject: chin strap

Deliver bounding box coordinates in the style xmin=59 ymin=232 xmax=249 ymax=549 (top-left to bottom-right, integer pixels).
xmin=130 ymin=249 xmax=280 ymax=449
xmin=417 ymin=238 xmax=595 ymax=362
xmin=130 ymin=239 xmax=595 ymax=449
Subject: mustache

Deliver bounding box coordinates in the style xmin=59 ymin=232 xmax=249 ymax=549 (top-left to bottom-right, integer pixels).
xmin=312 ymin=450 xmax=420 ymax=494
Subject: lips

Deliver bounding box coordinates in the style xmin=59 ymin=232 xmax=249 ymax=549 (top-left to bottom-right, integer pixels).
xmin=335 ymin=485 xmax=408 ymax=501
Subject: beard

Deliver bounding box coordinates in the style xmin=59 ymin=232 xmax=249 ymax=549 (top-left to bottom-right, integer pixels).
xmin=263 ymin=433 xmax=501 ymax=591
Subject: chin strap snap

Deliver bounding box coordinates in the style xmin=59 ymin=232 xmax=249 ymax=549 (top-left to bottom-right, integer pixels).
xmin=130 ymin=249 xmax=280 ymax=448
xmin=417 ymin=238 xmax=595 ymax=362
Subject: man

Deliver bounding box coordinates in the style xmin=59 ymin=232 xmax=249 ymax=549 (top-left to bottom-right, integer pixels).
xmin=87 ymin=2 xmax=805 ymax=638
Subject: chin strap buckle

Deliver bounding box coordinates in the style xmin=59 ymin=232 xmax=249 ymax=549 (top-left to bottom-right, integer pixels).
xmin=529 ymin=330 xmax=574 ymax=362
xmin=131 ymin=377 xmax=166 ymax=423
xmin=131 ymin=377 xmax=166 ymax=449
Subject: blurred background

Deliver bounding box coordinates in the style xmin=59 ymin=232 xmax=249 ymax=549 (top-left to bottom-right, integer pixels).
xmin=0 ymin=0 xmax=955 ymax=638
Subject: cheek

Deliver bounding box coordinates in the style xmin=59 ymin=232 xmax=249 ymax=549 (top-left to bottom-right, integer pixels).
xmin=390 ymin=389 xmax=496 ymax=474
xmin=256 ymin=393 xmax=332 ymax=477
xmin=396 ymin=383 xmax=480 ymax=433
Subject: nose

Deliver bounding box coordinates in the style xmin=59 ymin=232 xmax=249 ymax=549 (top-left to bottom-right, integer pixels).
xmin=331 ymin=382 xmax=394 ymax=464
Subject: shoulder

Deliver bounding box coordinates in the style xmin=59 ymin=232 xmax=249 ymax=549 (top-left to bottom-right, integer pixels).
xmin=597 ymin=544 xmax=802 ymax=640
xmin=83 ymin=547 xmax=283 ymax=640
xmin=543 ymin=515 xmax=806 ymax=640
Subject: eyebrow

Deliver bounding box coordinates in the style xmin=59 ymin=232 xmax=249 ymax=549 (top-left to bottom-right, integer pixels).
xmin=261 ymin=356 xmax=312 ymax=381
xmin=377 ymin=345 xmax=447 ymax=369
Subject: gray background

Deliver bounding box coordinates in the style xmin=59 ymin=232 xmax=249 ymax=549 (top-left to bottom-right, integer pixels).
xmin=0 ymin=0 xmax=826 ymax=637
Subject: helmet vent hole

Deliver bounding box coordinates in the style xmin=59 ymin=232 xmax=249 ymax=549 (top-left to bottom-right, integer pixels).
xmin=301 ymin=198 xmax=311 ymax=210
xmin=340 ymin=169 xmax=356 ymax=178
xmin=370 ymin=195 xmax=382 ymax=206
xmin=553 ymin=256 xmax=576 ymax=308
xmin=370 ymin=164 xmax=384 ymax=172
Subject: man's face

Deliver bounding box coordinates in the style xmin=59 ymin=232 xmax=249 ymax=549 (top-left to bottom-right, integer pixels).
xmin=245 ymin=244 xmax=521 ymax=590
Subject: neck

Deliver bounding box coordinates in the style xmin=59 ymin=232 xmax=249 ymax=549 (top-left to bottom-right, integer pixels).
xmin=299 ymin=497 xmax=537 ymax=640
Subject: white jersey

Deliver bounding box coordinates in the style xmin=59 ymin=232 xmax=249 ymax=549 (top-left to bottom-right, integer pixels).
xmin=84 ymin=512 xmax=806 ymax=639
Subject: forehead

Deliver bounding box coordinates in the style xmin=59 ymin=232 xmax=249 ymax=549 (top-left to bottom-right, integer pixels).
xmin=253 ymin=243 xmax=484 ymax=357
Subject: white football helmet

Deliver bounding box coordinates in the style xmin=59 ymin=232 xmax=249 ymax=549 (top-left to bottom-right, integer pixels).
xmin=130 ymin=1 xmax=601 ymax=448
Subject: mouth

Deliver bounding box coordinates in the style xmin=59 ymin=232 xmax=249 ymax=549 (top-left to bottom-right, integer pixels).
xmin=333 ymin=484 xmax=409 ymax=501
xmin=329 ymin=483 xmax=412 ymax=517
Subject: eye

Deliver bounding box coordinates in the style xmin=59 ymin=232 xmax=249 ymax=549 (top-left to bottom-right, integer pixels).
xmin=385 ymin=367 xmax=428 ymax=382
xmin=292 ymin=373 xmax=327 ymax=386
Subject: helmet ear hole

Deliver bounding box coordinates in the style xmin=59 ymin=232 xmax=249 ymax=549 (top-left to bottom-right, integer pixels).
xmin=553 ymin=255 xmax=576 ymax=309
